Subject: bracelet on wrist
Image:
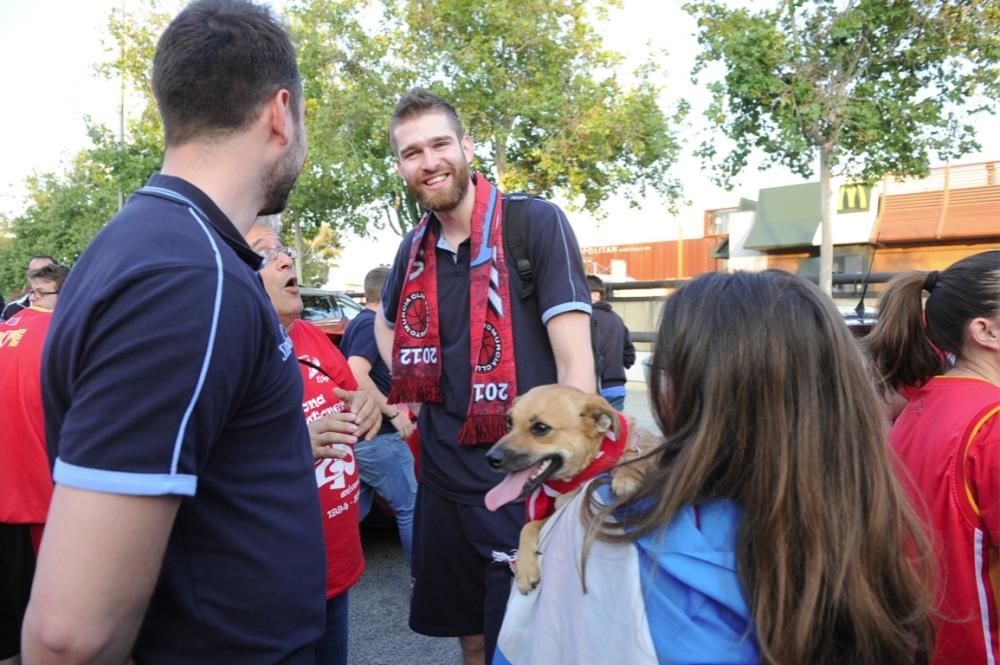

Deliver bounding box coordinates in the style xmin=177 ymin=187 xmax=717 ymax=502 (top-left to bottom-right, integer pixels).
xmin=388 ymin=410 xmax=400 ymax=420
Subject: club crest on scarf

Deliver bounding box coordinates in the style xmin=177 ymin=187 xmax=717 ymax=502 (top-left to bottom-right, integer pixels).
xmin=476 ymin=322 xmax=503 ymax=372
xmin=400 ymin=292 xmax=430 ymax=338
xmin=387 ymin=175 xmax=518 ymax=444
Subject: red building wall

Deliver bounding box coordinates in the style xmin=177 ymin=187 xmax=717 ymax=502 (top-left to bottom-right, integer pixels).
xmin=581 ymin=238 xmax=723 ymax=281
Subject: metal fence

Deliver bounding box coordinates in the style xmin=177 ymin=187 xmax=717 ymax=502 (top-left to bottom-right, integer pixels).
xmin=606 ymin=272 xmax=896 ymax=343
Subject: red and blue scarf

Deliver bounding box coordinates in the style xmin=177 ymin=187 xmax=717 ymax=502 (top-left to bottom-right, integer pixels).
xmin=387 ymin=175 xmax=517 ymax=445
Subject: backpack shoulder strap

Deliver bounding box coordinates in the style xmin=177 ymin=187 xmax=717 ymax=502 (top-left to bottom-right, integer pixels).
xmin=502 ymin=193 xmax=534 ymax=300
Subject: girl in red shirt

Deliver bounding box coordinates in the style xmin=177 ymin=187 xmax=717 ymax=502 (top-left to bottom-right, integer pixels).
xmin=867 ymin=250 xmax=1000 ymax=665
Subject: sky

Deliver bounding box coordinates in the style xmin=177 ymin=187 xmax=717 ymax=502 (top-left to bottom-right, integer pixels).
xmin=1 ymin=0 xmax=997 ymax=288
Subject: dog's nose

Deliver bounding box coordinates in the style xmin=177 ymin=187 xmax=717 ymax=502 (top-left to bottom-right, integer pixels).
xmin=485 ymin=447 xmax=506 ymax=470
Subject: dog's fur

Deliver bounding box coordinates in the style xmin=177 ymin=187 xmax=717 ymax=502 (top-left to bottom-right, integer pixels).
xmin=485 ymin=385 xmax=659 ymax=593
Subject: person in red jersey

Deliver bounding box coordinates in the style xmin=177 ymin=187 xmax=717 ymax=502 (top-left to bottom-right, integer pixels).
xmin=0 ymin=263 xmax=68 ymax=665
xmin=867 ymin=250 xmax=1000 ymax=665
xmin=247 ymin=219 xmax=379 ymax=665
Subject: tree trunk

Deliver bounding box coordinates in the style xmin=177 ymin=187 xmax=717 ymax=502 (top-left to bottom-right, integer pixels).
xmin=819 ymin=146 xmax=834 ymax=297
xmin=293 ymin=216 xmax=304 ymax=285
xmin=494 ymin=136 xmax=507 ymax=186
xmin=386 ymin=205 xmax=403 ymax=237
xmin=493 ymin=119 xmax=514 ymax=186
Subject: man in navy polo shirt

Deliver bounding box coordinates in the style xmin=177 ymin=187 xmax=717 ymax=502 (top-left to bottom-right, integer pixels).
xmin=374 ymin=88 xmax=595 ymax=665
xmin=341 ymin=265 xmax=418 ymax=568
xmin=21 ymin=2 xmax=325 ymax=664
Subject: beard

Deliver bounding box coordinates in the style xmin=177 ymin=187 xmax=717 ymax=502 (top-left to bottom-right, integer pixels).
xmin=260 ymin=134 xmax=305 ymax=216
xmin=410 ymin=157 xmax=471 ymax=212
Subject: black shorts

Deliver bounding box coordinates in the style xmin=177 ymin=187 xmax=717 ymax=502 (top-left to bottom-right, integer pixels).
xmin=409 ymin=486 xmax=522 ymax=659
xmin=1 ymin=523 xmax=37 ymax=659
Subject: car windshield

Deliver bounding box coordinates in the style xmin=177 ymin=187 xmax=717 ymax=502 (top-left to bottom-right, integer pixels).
xmin=337 ymin=294 xmax=363 ymax=319
xmin=301 ymin=292 xmax=363 ymax=322
xmin=301 ymin=294 xmax=341 ymax=321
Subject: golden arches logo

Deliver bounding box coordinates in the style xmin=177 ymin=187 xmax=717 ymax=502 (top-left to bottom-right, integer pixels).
xmin=838 ymin=184 xmax=870 ymax=212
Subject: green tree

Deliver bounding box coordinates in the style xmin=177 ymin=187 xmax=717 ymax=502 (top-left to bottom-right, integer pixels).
xmin=287 ymin=0 xmax=420 ymax=238
xmin=289 ymin=0 xmax=686 ymax=235
xmin=686 ymin=0 xmax=1000 ymax=295
xmin=1 ymin=0 xmax=686 ymax=293
xmin=0 ymin=3 xmax=168 ymax=295
xmin=299 ymin=222 xmax=344 ymax=286
xmin=403 ymin=0 xmax=685 ymax=214
xmin=0 ymin=151 xmax=119 ymax=295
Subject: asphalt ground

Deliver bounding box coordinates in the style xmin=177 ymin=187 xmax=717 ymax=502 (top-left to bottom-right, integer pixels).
xmin=347 ymin=521 xmax=460 ymax=664
xmin=347 ymin=382 xmax=656 ymax=664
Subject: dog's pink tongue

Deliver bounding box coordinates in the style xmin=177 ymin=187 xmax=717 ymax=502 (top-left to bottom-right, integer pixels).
xmin=485 ymin=464 xmax=540 ymax=511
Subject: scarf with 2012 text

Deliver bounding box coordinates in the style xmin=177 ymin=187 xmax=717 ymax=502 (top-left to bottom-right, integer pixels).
xmin=387 ymin=175 xmax=517 ymax=445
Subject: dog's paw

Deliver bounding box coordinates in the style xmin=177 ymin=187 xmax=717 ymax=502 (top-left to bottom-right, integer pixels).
xmin=515 ymin=552 xmax=541 ymax=594
xmin=611 ymin=466 xmax=644 ymax=498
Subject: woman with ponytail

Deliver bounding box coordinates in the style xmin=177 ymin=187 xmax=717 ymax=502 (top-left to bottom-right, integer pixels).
xmin=867 ymin=250 xmax=1000 ymax=665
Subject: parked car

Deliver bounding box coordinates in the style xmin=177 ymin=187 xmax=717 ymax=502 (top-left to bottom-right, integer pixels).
xmin=299 ymin=287 xmax=364 ymax=346
xmin=840 ymin=306 xmax=876 ymax=337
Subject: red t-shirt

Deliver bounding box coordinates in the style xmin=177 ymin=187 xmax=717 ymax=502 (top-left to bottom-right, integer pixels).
xmin=0 ymin=307 xmax=54 ymax=526
xmin=890 ymin=376 xmax=1000 ymax=665
xmin=289 ymin=320 xmax=365 ymax=598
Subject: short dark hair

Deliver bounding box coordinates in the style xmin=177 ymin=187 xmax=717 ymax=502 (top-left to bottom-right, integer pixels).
xmin=28 ymin=264 xmax=70 ymax=290
xmin=364 ymin=266 xmax=391 ymax=304
xmin=586 ymin=274 xmax=605 ymax=296
xmin=389 ymin=88 xmax=464 ymax=154
xmin=152 ymin=0 xmax=301 ymax=146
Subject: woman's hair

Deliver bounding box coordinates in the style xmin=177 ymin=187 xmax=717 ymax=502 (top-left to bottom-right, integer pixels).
xmin=865 ymin=250 xmax=1000 ymax=392
xmin=582 ymin=270 xmax=933 ymax=665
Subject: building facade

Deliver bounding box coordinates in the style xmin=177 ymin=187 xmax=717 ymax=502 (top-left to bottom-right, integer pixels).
xmin=580 ymin=160 xmax=999 ymax=289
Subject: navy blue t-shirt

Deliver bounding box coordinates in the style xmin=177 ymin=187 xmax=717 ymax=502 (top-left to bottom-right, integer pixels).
xmin=340 ymin=308 xmax=395 ymax=436
xmin=381 ymin=195 xmax=591 ymax=504
xmin=43 ymin=174 xmax=326 ymax=664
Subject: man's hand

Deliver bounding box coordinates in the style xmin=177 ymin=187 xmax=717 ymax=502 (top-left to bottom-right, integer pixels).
xmin=334 ymin=387 xmax=380 ymax=441
xmin=308 ymin=411 xmax=359 ymax=459
xmin=389 ymin=410 xmax=415 ymax=439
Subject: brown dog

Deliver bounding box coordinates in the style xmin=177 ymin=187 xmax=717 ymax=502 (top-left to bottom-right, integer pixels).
xmin=484 ymin=385 xmax=653 ymax=594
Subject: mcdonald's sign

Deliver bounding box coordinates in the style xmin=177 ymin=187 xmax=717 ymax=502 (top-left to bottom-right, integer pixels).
xmin=838 ymin=183 xmax=871 ymax=213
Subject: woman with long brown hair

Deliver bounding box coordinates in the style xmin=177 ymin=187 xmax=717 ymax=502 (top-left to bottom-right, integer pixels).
xmin=866 ymin=250 xmax=1000 ymax=665
xmin=494 ymin=270 xmax=933 ymax=665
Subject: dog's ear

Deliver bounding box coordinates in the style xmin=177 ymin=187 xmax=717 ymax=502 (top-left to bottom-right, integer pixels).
xmin=582 ymin=394 xmax=618 ymax=438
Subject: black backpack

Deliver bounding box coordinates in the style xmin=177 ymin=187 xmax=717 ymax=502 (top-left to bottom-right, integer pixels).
xmin=502 ymin=193 xmax=535 ymax=300
xmin=502 ymin=194 xmax=603 ymax=389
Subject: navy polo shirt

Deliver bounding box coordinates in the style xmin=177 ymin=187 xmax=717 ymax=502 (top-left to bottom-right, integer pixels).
xmin=42 ymin=174 xmax=326 ymax=664
xmin=340 ymin=308 xmax=396 ymax=435
xmin=381 ymin=195 xmax=591 ymax=504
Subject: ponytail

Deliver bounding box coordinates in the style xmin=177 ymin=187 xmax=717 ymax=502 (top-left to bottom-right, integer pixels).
xmin=865 ymin=272 xmax=944 ymax=392
xmin=866 ymin=251 xmax=1000 ymax=392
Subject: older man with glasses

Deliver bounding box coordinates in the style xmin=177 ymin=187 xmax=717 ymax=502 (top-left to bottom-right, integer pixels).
xmin=246 ymin=217 xmax=380 ymax=665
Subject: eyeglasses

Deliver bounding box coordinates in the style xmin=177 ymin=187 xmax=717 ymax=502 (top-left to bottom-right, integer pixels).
xmin=27 ymin=289 xmax=59 ymax=299
xmin=257 ymin=246 xmax=297 ymax=263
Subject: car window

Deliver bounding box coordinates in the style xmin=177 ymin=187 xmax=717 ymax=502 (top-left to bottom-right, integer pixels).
xmin=335 ymin=294 xmax=363 ymax=320
xmin=301 ymin=294 xmax=343 ymax=321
